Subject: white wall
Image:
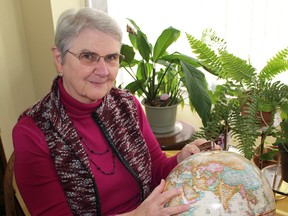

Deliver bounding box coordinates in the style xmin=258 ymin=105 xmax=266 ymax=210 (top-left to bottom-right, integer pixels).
xmin=0 ymin=0 xmax=85 ymax=159
xmin=0 ymin=0 xmax=36 ymax=159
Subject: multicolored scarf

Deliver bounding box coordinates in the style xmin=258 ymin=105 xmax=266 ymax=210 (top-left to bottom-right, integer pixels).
xmin=21 ymin=76 xmax=152 ymax=215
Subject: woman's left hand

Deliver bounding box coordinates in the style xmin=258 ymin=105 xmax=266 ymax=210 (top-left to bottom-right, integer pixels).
xmin=177 ymin=139 xmax=222 ymax=163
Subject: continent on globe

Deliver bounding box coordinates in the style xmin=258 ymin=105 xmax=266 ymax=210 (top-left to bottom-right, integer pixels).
xmin=164 ymin=151 xmax=276 ymax=216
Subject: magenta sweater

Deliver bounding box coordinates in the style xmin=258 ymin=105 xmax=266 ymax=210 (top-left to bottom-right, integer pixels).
xmin=12 ymin=80 xmax=178 ymax=216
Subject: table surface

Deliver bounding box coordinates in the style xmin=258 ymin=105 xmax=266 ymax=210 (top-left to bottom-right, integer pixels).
xmin=155 ymin=121 xmax=196 ymax=150
xmin=275 ymin=196 xmax=288 ymax=215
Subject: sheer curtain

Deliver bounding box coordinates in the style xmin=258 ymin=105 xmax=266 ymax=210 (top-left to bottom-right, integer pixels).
xmin=85 ymin=0 xmax=108 ymax=11
xmin=105 ymin=0 xmax=288 ymax=86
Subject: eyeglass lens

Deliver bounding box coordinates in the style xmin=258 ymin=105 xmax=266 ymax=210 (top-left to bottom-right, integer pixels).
xmin=67 ymin=50 xmax=124 ymax=66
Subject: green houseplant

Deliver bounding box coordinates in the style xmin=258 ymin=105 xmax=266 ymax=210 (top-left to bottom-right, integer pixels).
xmin=186 ymin=29 xmax=288 ymax=160
xmin=119 ymin=19 xmax=212 ymax=133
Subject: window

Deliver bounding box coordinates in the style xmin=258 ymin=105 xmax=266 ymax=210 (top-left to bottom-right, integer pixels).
xmin=106 ymin=0 xmax=288 ymax=86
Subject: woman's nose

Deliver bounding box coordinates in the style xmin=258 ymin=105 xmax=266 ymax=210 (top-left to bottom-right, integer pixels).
xmin=94 ymin=58 xmax=110 ymax=77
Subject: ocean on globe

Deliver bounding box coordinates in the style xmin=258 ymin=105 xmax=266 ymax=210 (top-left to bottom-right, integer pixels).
xmin=164 ymin=151 xmax=276 ymax=216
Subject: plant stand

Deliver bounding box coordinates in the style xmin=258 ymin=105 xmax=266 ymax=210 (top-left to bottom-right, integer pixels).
xmin=155 ymin=121 xmax=196 ymax=150
xmin=281 ymin=152 xmax=288 ymax=182
xmin=278 ymin=144 xmax=288 ymax=183
xmin=261 ymin=163 xmax=288 ymax=202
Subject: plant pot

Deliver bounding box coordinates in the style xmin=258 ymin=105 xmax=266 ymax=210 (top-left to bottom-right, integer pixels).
xmin=253 ymin=146 xmax=279 ymax=169
xmin=256 ymin=111 xmax=272 ymax=127
xmin=241 ymin=104 xmax=272 ymax=127
xmin=278 ymin=144 xmax=288 ymax=182
xmin=142 ymin=101 xmax=178 ymax=134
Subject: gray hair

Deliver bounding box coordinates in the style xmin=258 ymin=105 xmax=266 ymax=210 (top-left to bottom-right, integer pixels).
xmin=55 ymin=7 xmax=123 ymax=59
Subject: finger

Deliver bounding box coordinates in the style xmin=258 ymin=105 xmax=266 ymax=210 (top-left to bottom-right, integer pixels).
xmin=213 ymin=144 xmax=222 ymax=150
xmin=192 ymin=138 xmax=207 ymax=147
xmin=152 ymin=179 xmax=166 ymax=195
xmin=187 ymin=144 xmax=201 ymax=154
xmin=165 ymin=204 xmax=190 ymax=215
xmin=160 ymin=186 xmax=183 ymax=206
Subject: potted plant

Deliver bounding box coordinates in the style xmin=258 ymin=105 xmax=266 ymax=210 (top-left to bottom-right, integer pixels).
xmin=119 ymin=19 xmax=212 ymax=133
xmin=186 ymin=28 xmax=288 ymax=160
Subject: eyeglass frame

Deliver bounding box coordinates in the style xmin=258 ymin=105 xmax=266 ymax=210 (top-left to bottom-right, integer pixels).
xmin=66 ymin=49 xmax=125 ymax=66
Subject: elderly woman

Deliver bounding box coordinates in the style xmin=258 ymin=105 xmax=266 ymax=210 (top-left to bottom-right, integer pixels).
xmin=12 ymin=7 xmax=218 ymax=216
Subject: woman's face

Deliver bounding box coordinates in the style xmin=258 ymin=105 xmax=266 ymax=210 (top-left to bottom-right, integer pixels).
xmin=53 ymin=29 xmax=121 ymax=104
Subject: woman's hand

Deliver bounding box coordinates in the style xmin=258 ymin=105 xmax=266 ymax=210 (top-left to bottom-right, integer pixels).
xmin=177 ymin=139 xmax=222 ymax=163
xmin=121 ymin=179 xmax=189 ymax=216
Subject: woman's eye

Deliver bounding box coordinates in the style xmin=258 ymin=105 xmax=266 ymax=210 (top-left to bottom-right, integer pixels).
xmin=106 ymin=54 xmax=119 ymax=62
xmin=80 ymin=52 xmax=96 ymax=60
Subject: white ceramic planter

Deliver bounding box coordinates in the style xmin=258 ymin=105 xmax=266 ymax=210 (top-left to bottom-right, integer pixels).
xmin=143 ymin=102 xmax=178 ymax=134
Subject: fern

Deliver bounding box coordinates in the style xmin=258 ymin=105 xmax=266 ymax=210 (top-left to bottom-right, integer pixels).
xmin=220 ymin=52 xmax=257 ymax=83
xmin=186 ymin=33 xmax=222 ymax=76
xmin=259 ymin=47 xmax=288 ymax=81
xmin=186 ymin=29 xmax=288 ymax=160
xmin=229 ymin=90 xmax=259 ymax=159
xmin=201 ymin=28 xmax=227 ymax=52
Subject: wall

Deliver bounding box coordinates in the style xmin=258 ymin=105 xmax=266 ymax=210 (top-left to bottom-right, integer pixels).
xmin=0 ymin=0 xmax=84 ymax=160
xmin=20 ymin=0 xmax=56 ymax=100
xmin=0 ymin=0 xmax=36 ymax=159
xmin=50 ymin=0 xmax=85 ymax=28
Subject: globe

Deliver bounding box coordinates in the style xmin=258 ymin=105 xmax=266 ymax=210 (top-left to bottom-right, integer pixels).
xmin=164 ymin=151 xmax=276 ymax=216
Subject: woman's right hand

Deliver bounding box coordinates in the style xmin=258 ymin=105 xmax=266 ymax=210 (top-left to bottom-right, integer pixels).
xmin=122 ymin=179 xmax=189 ymax=216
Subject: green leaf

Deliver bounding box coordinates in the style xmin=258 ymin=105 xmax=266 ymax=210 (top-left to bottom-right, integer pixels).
xmin=153 ymin=27 xmax=180 ymax=61
xmin=126 ymin=18 xmax=151 ymax=61
xmin=120 ymin=44 xmax=135 ymax=64
xmin=125 ymin=81 xmax=142 ymax=94
xmin=220 ymin=52 xmax=256 ymax=83
xmin=260 ymin=151 xmax=278 ymax=161
xmin=259 ymin=47 xmax=288 ymax=81
xmin=136 ymin=30 xmax=151 ymax=62
xmin=161 ymin=53 xmax=201 ymax=68
xmin=186 ymin=32 xmax=221 ymax=76
xmin=126 ymin=18 xmax=141 ymax=31
xmin=180 ymin=61 xmax=212 ymax=126
xmin=128 ymin=33 xmax=138 ymax=49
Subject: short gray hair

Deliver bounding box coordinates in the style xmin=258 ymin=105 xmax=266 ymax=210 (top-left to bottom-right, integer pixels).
xmin=55 ymin=7 xmax=123 ymax=59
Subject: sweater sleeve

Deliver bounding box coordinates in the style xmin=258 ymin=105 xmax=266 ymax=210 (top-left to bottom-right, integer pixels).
xmin=12 ymin=116 xmax=73 ymax=216
xmin=133 ymin=97 xmax=178 ymax=189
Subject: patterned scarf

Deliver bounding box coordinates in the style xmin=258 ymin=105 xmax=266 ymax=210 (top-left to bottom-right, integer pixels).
xmin=21 ymin=76 xmax=152 ymax=215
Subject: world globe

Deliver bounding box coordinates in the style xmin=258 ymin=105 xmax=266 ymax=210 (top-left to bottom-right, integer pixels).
xmin=164 ymin=151 xmax=276 ymax=216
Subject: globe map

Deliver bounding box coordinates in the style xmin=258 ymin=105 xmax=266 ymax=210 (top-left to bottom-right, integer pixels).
xmin=164 ymin=151 xmax=276 ymax=215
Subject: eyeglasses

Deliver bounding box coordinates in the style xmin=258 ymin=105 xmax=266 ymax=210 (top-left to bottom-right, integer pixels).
xmin=66 ymin=50 xmax=125 ymax=67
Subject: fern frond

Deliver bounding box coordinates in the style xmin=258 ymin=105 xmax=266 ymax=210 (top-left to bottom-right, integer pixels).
xmin=186 ymin=33 xmax=222 ymax=76
xmin=229 ymin=90 xmax=259 ymax=160
xmin=259 ymin=47 xmax=288 ymax=80
xmin=259 ymin=60 xmax=288 ymax=81
xmin=201 ymin=28 xmax=227 ymax=52
xmin=190 ymin=81 xmax=234 ymax=142
xmin=220 ymin=52 xmax=256 ymax=83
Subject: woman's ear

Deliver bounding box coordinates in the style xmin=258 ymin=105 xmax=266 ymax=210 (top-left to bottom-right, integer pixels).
xmin=51 ymin=46 xmax=63 ymax=73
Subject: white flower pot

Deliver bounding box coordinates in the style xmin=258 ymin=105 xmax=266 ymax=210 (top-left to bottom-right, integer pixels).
xmin=143 ymin=102 xmax=178 ymax=134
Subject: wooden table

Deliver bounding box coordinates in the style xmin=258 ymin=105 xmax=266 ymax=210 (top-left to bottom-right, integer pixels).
xmin=155 ymin=121 xmax=196 ymax=150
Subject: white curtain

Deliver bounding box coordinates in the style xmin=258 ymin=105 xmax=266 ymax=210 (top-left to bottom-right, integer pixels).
xmin=107 ymin=0 xmax=288 ymax=86
xmin=86 ymin=0 xmax=108 ymax=12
